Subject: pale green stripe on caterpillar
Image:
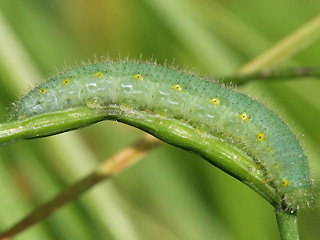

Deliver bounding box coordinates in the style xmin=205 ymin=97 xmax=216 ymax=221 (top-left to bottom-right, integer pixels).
xmin=8 ymin=60 xmax=314 ymax=210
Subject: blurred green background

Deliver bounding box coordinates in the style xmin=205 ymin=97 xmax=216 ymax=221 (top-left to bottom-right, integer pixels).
xmin=0 ymin=0 xmax=320 ymax=239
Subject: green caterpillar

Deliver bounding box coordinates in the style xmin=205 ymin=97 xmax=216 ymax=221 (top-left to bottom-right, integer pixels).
xmin=15 ymin=60 xmax=313 ymax=210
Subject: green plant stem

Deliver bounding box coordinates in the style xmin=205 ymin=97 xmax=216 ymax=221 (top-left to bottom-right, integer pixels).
xmin=0 ymin=105 xmax=279 ymax=238
xmin=0 ymin=106 xmax=279 ymax=207
xmin=276 ymin=211 xmax=299 ymax=240
xmin=222 ymin=66 xmax=320 ymax=84
xmin=0 ymin=134 xmax=161 ymax=239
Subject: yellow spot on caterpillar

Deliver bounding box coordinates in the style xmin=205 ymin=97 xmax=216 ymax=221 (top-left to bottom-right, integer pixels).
xmin=40 ymin=88 xmax=47 ymax=93
xmin=281 ymin=179 xmax=289 ymax=187
xmin=211 ymin=98 xmax=220 ymax=105
xmin=240 ymin=113 xmax=249 ymax=121
xmin=173 ymin=84 xmax=182 ymax=92
xmin=275 ymin=165 xmax=279 ymax=169
xmin=95 ymin=72 xmax=103 ymax=77
xmin=63 ymin=79 xmax=70 ymax=85
xmin=257 ymin=133 xmax=264 ymax=142
xmin=134 ymin=74 xmax=142 ymax=80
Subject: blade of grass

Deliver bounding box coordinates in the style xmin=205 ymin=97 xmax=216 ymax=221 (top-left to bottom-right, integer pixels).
xmin=222 ymin=66 xmax=320 ymax=84
xmin=11 ymin=146 xmax=99 ymax=240
xmin=182 ymin=0 xmax=270 ymax=58
xmin=238 ymin=14 xmax=320 ymax=74
xmin=0 ymin=11 xmax=39 ymax=91
xmin=0 ymin=152 xmax=52 ymax=240
xmin=141 ymin=0 xmax=239 ymax=73
xmin=0 ymin=134 xmax=162 ymax=239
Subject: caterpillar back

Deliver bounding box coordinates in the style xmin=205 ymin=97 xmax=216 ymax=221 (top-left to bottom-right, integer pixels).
xmin=15 ymin=61 xmax=314 ymax=210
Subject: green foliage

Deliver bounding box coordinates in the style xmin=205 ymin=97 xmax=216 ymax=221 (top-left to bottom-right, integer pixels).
xmin=0 ymin=0 xmax=319 ymax=239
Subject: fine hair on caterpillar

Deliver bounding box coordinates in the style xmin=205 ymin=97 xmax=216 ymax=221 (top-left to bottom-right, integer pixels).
xmin=10 ymin=57 xmax=314 ymax=211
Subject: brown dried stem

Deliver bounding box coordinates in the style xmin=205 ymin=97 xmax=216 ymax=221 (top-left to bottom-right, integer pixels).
xmin=0 ymin=134 xmax=162 ymax=239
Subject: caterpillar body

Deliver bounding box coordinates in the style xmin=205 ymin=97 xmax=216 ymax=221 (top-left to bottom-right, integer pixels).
xmin=15 ymin=61 xmax=313 ymax=210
